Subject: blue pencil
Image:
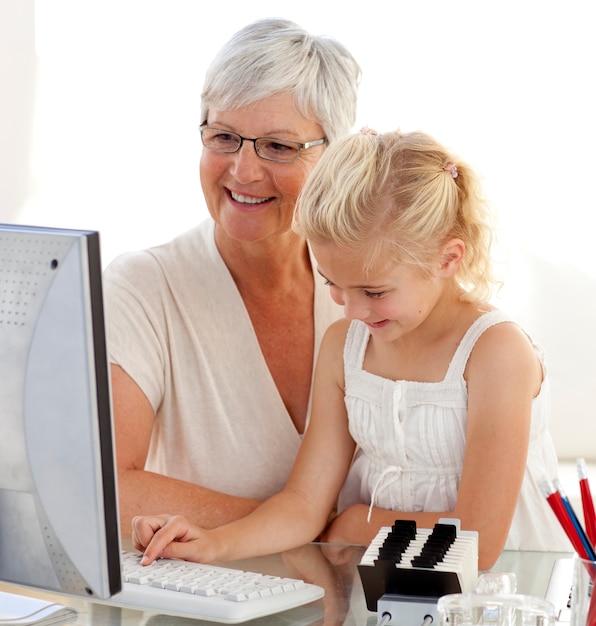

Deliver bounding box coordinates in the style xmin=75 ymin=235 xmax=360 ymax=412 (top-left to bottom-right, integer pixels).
xmin=554 ymin=478 xmax=596 ymax=561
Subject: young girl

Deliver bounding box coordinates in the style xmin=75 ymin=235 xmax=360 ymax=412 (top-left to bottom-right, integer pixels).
xmin=131 ymin=128 xmax=570 ymax=570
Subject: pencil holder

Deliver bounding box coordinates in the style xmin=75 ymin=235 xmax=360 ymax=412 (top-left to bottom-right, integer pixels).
xmin=571 ymin=556 xmax=596 ymax=626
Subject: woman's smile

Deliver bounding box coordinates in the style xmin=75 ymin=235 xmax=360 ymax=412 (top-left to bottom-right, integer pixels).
xmin=228 ymin=189 xmax=274 ymax=210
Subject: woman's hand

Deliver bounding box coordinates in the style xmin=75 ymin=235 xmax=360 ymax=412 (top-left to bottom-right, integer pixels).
xmin=131 ymin=514 xmax=220 ymax=565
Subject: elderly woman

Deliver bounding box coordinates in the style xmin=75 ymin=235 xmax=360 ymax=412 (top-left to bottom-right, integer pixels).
xmin=103 ymin=18 xmax=361 ymax=535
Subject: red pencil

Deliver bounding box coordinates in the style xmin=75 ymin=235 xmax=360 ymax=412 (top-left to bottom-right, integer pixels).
xmin=578 ymin=458 xmax=596 ymax=549
xmin=541 ymin=479 xmax=592 ymax=560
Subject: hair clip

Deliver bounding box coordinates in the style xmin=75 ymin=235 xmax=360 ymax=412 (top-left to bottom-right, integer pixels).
xmin=359 ymin=125 xmax=378 ymax=136
xmin=444 ymin=163 xmax=458 ymax=179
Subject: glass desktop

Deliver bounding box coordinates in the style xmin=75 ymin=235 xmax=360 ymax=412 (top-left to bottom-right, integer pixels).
xmin=0 ymin=542 xmax=571 ymax=626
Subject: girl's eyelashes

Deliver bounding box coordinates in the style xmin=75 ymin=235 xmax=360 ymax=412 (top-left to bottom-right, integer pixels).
xmin=322 ymin=277 xmax=387 ymax=299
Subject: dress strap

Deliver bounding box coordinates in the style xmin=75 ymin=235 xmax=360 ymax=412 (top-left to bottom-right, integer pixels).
xmin=444 ymin=310 xmax=514 ymax=381
xmin=343 ymin=320 xmax=370 ymax=369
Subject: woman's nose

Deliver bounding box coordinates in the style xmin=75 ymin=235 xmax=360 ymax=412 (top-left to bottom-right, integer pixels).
xmin=229 ymin=141 xmax=266 ymax=183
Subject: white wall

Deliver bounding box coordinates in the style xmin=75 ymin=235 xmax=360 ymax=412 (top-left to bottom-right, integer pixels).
xmin=2 ymin=0 xmax=595 ymax=459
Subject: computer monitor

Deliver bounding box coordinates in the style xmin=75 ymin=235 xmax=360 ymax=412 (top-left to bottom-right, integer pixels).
xmin=0 ymin=223 xmax=121 ymax=600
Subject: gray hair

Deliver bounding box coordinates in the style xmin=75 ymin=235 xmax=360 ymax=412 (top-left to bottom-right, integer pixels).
xmin=200 ymin=18 xmax=361 ymax=142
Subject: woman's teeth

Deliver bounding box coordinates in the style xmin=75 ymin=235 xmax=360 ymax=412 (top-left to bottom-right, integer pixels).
xmin=231 ymin=191 xmax=270 ymax=204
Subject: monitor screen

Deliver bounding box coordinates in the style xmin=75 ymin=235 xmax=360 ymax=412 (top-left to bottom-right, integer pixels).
xmin=0 ymin=223 xmax=121 ymax=600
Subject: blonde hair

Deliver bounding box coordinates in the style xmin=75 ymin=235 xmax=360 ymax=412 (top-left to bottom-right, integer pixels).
xmin=293 ymin=129 xmax=497 ymax=303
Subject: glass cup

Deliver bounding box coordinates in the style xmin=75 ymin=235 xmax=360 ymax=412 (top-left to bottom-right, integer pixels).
xmin=571 ymin=557 xmax=596 ymax=626
xmin=437 ymin=592 xmax=556 ymax=626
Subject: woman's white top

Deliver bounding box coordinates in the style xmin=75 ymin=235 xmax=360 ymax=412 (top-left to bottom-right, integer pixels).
xmin=103 ymin=219 xmax=342 ymax=500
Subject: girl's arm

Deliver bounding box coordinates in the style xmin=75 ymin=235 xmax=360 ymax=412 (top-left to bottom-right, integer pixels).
xmin=132 ymin=320 xmax=357 ymax=565
xmin=324 ymin=321 xmax=540 ymax=570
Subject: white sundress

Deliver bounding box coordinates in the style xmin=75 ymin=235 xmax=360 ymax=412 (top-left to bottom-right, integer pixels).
xmin=337 ymin=310 xmax=571 ymax=551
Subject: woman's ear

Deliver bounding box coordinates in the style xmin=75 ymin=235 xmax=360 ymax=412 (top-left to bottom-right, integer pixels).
xmin=439 ymin=238 xmax=465 ymax=276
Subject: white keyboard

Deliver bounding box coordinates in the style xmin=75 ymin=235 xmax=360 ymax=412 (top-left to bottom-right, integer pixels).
xmin=101 ymin=551 xmax=324 ymax=623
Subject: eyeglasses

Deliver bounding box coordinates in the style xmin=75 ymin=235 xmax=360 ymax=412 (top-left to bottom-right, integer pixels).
xmin=200 ymin=126 xmax=327 ymax=163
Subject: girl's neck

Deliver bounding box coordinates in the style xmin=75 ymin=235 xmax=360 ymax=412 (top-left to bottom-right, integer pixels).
xmin=367 ymin=294 xmax=487 ymax=384
xmin=400 ymin=285 xmax=483 ymax=352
